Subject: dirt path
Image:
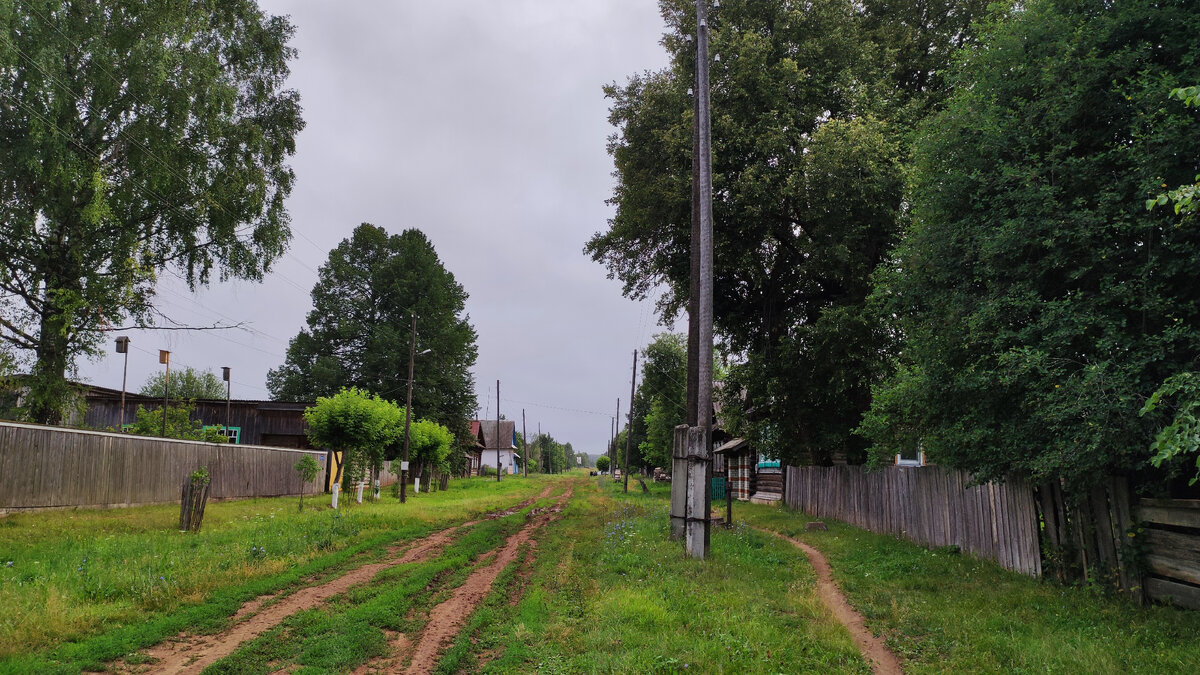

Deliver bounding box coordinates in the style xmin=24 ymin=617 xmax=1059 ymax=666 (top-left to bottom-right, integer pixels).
xmin=359 ymin=486 xmax=573 ymax=674
xmin=119 ymin=486 xmax=558 ymax=675
xmin=755 ymin=527 xmax=903 ymax=675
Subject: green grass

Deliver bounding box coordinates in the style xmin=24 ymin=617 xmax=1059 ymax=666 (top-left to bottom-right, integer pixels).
xmin=0 ymin=474 xmax=553 ymax=670
xmin=467 ymin=478 xmax=869 ymax=674
xmin=739 ymin=502 xmax=1200 ymax=674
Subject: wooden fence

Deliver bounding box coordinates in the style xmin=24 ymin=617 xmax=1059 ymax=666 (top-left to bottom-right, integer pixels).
xmin=783 ymin=465 xmax=1042 ymax=576
xmin=0 ymin=421 xmax=329 ymax=511
xmin=1137 ymin=498 xmax=1200 ymax=610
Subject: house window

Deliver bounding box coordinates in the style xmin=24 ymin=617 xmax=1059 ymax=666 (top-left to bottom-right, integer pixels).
xmin=204 ymin=426 xmax=241 ymax=444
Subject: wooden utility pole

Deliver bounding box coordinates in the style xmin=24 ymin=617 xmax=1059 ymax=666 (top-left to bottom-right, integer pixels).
xmin=613 ymin=398 xmax=620 ymax=479
xmin=609 ymin=415 xmax=615 ymax=474
xmin=685 ymin=0 xmax=715 ymax=559
xmin=495 ymin=380 xmax=502 ymax=482
xmin=522 ymin=409 xmax=528 ymax=477
xmin=673 ymin=1 xmax=705 ymax=542
xmin=624 ymin=350 xmax=637 ymax=493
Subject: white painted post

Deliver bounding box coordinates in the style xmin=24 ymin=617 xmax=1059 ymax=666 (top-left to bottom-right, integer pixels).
xmin=416 ymin=476 xmax=421 ymax=494
xmin=331 ymin=483 xmax=340 ymax=510
xmin=356 ymin=482 xmax=364 ymax=504
xmin=670 ymin=424 xmax=689 ymax=540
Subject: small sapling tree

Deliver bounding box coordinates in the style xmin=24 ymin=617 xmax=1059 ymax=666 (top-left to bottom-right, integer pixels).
xmin=596 ymin=456 xmax=611 ymax=473
xmin=294 ymin=454 xmax=321 ymax=511
xmin=304 ymin=388 xmax=403 ymax=505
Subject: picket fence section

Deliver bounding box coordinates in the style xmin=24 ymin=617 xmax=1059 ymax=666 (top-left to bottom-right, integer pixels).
xmin=784 ymin=464 xmax=1042 ymax=576
xmin=0 ymin=421 xmax=328 ymax=511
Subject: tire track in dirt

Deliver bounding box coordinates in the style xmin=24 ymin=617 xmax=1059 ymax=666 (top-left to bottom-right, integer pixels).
xmin=755 ymin=527 xmax=903 ymax=675
xmin=116 ymin=486 xmax=558 ymax=675
xmin=358 ymin=486 xmax=573 ymax=675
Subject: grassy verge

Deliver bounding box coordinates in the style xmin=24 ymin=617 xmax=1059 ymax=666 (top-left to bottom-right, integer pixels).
xmin=472 ymin=478 xmax=870 ymax=674
xmin=739 ymin=502 xmax=1200 ymax=674
xmin=0 ymin=475 xmax=552 ymax=668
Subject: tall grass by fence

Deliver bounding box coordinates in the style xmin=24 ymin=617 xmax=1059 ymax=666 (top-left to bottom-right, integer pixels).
xmin=784 ymin=464 xmax=1041 ymax=576
xmin=0 ymin=421 xmax=328 ymax=511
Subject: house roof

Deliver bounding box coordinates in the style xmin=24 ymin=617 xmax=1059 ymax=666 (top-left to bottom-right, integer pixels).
xmin=80 ymin=383 xmax=312 ymax=410
xmin=473 ymin=419 xmax=516 ymax=450
xmin=713 ymin=437 xmax=749 ymax=455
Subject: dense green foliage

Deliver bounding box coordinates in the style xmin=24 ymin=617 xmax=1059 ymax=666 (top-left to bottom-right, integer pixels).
xmin=529 ymin=432 xmax=574 ymax=474
xmin=0 ymin=1 xmax=303 ymax=423
xmin=1147 ymin=85 xmax=1200 ymax=220
xmin=138 ymin=367 xmax=227 ymax=401
xmin=124 ymin=403 xmax=228 ymax=443
xmin=860 ymin=0 xmax=1200 ymax=490
xmin=588 ymin=0 xmax=988 ymax=465
xmin=595 ymin=455 xmax=610 ymax=473
xmin=268 ymin=224 xmax=477 ymax=469
xmin=635 ymin=333 xmax=686 ymax=471
xmin=303 ymin=387 xmax=404 ymax=486
xmin=406 ymin=418 xmax=454 ymax=482
xmin=1141 ymin=372 xmax=1200 ymax=485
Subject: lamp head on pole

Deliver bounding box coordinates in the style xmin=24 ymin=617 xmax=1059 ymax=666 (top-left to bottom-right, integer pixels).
xmin=115 ymin=336 xmax=129 ymax=354
xmin=222 ymin=366 xmax=231 ymax=382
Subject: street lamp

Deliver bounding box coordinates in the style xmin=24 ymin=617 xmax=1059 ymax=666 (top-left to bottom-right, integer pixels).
xmin=222 ymin=366 xmax=231 ymax=440
xmin=158 ymin=350 xmax=171 ymax=438
xmin=400 ymin=311 xmax=432 ymax=503
xmin=115 ymin=337 xmax=130 ymax=430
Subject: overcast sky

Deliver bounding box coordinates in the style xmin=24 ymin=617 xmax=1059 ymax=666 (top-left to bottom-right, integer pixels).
xmin=78 ymin=1 xmax=673 ymax=459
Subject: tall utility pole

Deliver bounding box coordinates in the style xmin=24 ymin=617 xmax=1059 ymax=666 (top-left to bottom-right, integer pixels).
xmin=685 ymin=0 xmax=716 ymax=560
xmin=609 ymin=416 xmax=615 ymax=473
xmin=495 ymin=380 xmax=502 ymax=482
xmin=522 ymin=409 xmax=528 ymax=477
xmin=401 ymin=314 xmax=417 ymax=503
xmin=624 ymin=350 xmax=638 ymax=493
xmin=613 ymin=398 xmax=620 ymax=478
xmin=538 ymin=422 xmax=542 ymax=473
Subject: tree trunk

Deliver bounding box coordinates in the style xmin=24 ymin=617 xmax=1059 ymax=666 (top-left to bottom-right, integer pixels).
xmin=28 ymin=312 xmax=73 ymax=425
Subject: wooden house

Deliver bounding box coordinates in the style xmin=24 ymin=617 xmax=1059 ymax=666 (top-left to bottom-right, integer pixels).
xmin=465 ymin=421 xmax=486 ymax=477
xmin=474 ymin=419 xmax=519 ymax=475
xmin=82 ymin=384 xmax=313 ymax=449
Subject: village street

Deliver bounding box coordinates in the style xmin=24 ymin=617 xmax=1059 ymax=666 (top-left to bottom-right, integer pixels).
xmin=3 ymin=473 xmax=1199 ymax=674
